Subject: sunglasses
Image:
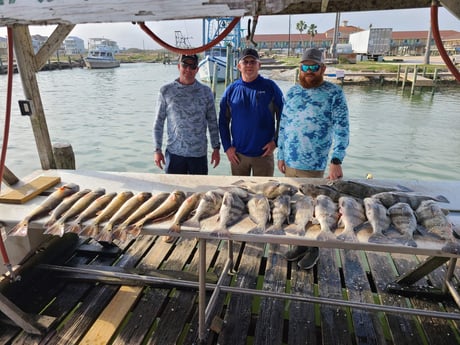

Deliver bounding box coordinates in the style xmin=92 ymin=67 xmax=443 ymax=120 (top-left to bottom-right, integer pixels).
xmin=181 ymin=62 xmax=198 ymax=70
xmin=300 ymin=64 xmax=321 ymax=73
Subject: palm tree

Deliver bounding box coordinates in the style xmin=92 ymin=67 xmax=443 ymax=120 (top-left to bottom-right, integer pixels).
xmin=296 ymin=20 xmax=307 ymax=52
xmin=307 ymin=23 xmax=317 ymax=47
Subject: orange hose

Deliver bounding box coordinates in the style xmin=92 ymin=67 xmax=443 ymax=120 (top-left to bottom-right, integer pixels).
xmin=431 ymin=1 xmax=460 ymax=82
xmin=138 ymin=17 xmax=241 ymax=55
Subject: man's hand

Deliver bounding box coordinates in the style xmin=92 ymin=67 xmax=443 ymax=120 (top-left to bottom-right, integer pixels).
xmin=211 ymin=148 xmax=221 ymax=168
xmin=225 ymin=146 xmax=240 ymax=166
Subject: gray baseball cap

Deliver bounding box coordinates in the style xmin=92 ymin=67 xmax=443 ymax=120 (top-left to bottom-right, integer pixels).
xmin=301 ymin=48 xmax=324 ymax=64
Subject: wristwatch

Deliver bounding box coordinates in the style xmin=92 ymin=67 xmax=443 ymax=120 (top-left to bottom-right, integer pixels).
xmin=331 ymin=157 xmax=342 ymax=165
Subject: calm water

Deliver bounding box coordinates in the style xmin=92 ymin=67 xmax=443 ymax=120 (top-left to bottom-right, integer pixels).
xmin=0 ymin=63 xmax=459 ymax=181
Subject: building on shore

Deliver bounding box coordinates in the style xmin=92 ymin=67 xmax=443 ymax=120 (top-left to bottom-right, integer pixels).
xmin=252 ymin=21 xmax=460 ymax=57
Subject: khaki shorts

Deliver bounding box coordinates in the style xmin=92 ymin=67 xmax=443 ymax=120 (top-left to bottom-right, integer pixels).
xmin=285 ymin=166 xmax=324 ymax=178
xmin=231 ymin=153 xmax=274 ymax=177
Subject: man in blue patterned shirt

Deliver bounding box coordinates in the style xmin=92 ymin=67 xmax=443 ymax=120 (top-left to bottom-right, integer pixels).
xmin=278 ymin=47 xmax=350 ymax=269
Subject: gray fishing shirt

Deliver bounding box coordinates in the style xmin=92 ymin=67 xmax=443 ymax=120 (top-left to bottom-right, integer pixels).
xmin=153 ymin=79 xmax=220 ymax=157
xmin=277 ymin=81 xmax=349 ymax=170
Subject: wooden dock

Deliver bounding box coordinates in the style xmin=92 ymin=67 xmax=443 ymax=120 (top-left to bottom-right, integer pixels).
xmin=1 ymin=171 xmax=460 ymax=344
xmin=1 ymin=233 xmax=460 ymax=344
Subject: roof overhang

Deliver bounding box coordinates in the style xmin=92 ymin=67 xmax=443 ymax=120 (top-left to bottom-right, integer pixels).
xmin=0 ymin=0 xmax=458 ymax=26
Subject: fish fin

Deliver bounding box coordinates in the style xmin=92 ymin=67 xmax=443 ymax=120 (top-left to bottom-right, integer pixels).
xmin=264 ymin=225 xmax=286 ymax=236
xmin=43 ymin=219 xmax=56 ymax=229
xmin=96 ymin=230 xmax=113 ymax=245
xmin=368 ymin=233 xmax=393 ymax=244
xmin=8 ymin=220 xmax=29 ymax=237
xmin=182 ymin=218 xmax=200 ymax=228
xmin=316 ymin=230 xmax=337 ymax=241
xmin=336 ymin=230 xmax=357 ymax=242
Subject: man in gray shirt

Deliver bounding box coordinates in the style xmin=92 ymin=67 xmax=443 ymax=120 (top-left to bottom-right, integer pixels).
xmin=153 ymin=54 xmax=220 ymax=174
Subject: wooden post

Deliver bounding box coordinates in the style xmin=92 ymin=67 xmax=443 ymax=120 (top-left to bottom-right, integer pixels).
xmin=396 ymin=64 xmax=401 ymax=86
xmin=432 ymin=68 xmax=438 ymax=96
xmin=53 ymin=143 xmax=76 ymax=169
xmin=2 ymin=166 xmax=20 ymax=186
xmin=12 ymin=25 xmax=56 ymax=170
xmin=411 ymin=65 xmax=418 ymax=95
xmin=211 ymin=62 xmax=218 ymax=98
xmin=401 ymin=66 xmax=408 ymax=90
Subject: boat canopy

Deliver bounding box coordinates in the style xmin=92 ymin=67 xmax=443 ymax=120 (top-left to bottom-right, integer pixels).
xmin=0 ymin=0 xmax=459 ymax=26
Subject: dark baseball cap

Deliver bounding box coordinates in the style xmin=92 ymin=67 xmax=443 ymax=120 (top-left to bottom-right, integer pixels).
xmin=239 ymin=48 xmax=260 ymax=61
xmin=180 ymin=54 xmax=199 ymax=64
xmin=301 ymin=48 xmax=324 ymax=64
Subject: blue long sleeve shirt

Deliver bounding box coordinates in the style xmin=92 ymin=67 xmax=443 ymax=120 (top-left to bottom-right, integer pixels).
xmin=219 ymin=75 xmax=284 ymax=157
xmin=277 ymin=81 xmax=349 ymax=170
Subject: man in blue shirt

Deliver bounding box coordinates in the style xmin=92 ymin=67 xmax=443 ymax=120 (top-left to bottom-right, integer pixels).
xmin=277 ymin=47 xmax=350 ymax=269
xmin=219 ymin=48 xmax=284 ymax=176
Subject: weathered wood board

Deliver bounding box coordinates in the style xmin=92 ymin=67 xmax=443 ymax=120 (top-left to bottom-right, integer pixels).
xmin=0 ymin=176 xmax=61 ymax=204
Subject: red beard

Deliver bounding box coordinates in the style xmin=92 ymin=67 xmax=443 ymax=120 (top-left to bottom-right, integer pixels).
xmin=299 ymin=73 xmax=324 ymax=88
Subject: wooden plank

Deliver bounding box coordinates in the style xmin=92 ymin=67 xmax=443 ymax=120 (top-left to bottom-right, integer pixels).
xmin=79 ymin=285 xmax=143 ymax=345
xmin=0 ymin=176 xmax=61 ymax=204
xmin=339 ymin=249 xmax=386 ymax=344
xmin=217 ymin=242 xmax=266 ymax=344
xmin=182 ymin=240 xmax=242 ymax=344
xmin=253 ymin=243 xmax=289 ymax=345
xmin=365 ymin=252 xmax=425 ymax=345
xmin=392 ymin=253 xmax=460 ymax=345
xmin=110 ymin=235 xmax=176 ymax=345
xmin=288 ymin=256 xmax=317 ymax=345
xmin=318 ymin=247 xmax=353 ymax=345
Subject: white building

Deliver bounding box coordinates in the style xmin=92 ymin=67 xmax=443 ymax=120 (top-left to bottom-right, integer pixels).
xmin=65 ymin=36 xmax=85 ymax=55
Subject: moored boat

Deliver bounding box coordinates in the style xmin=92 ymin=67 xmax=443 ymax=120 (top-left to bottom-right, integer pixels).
xmin=198 ymin=47 xmax=238 ymax=82
xmin=84 ymin=38 xmax=120 ymax=69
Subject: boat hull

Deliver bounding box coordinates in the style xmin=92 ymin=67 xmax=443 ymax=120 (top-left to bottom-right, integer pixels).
xmin=84 ymin=58 xmax=120 ymax=69
xmin=198 ymin=55 xmax=236 ymax=83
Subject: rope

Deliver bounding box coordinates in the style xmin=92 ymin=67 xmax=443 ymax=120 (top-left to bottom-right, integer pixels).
xmin=137 ymin=17 xmax=241 ymax=55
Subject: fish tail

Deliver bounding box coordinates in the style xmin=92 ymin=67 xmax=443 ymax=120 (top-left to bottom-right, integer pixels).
xmin=436 ymin=195 xmax=450 ymax=203
xmin=96 ymin=231 xmax=113 ymax=245
xmin=44 ymin=222 xmax=65 ymax=236
xmin=169 ymin=223 xmax=181 ymax=234
xmin=441 ymin=241 xmax=460 ymax=255
xmin=126 ymin=223 xmax=142 ymax=239
xmin=8 ymin=220 xmax=29 ymax=237
xmin=183 ymin=218 xmax=200 ymax=228
xmin=65 ymin=223 xmax=81 ymax=234
xmin=112 ymin=226 xmax=127 ymax=243
xmin=80 ymin=224 xmax=99 ymax=238
xmin=248 ymin=226 xmax=264 ymax=234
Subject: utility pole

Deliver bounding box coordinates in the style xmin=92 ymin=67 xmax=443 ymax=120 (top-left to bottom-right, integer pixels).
xmin=330 ymin=12 xmax=340 ymax=59
xmin=288 ymin=15 xmax=291 ymax=57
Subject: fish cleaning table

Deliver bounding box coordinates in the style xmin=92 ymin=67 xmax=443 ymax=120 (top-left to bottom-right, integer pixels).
xmin=1 ymin=170 xmax=460 ymax=341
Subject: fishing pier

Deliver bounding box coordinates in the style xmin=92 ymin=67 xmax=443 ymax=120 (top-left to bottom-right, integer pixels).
xmin=1 ymin=171 xmax=460 ymax=344
xmin=1 ymin=1 xmax=460 ymax=344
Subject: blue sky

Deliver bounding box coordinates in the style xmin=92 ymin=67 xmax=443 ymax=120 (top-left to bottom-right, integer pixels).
xmin=1 ymin=8 xmax=459 ymax=50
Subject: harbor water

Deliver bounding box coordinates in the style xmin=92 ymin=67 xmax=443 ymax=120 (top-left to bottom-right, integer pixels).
xmin=0 ymin=62 xmax=459 ymax=181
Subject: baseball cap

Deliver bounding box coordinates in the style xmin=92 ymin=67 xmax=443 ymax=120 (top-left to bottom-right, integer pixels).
xmin=301 ymin=48 xmax=324 ymax=64
xmin=180 ymin=54 xmax=199 ymax=64
xmin=239 ymin=48 xmax=260 ymax=61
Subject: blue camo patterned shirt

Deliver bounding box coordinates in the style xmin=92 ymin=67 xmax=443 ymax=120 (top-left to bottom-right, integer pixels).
xmin=277 ymin=81 xmax=349 ymax=171
xmin=153 ymin=79 xmax=220 ymax=157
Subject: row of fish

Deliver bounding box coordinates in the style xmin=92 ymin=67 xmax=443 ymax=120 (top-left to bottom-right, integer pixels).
xmin=7 ymin=179 xmax=457 ymax=253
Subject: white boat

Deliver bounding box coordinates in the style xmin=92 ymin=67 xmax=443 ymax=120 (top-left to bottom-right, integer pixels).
xmin=84 ymin=38 xmax=120 ymax=69
xmin=198 ymin=47 xmax=238 ymax=83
